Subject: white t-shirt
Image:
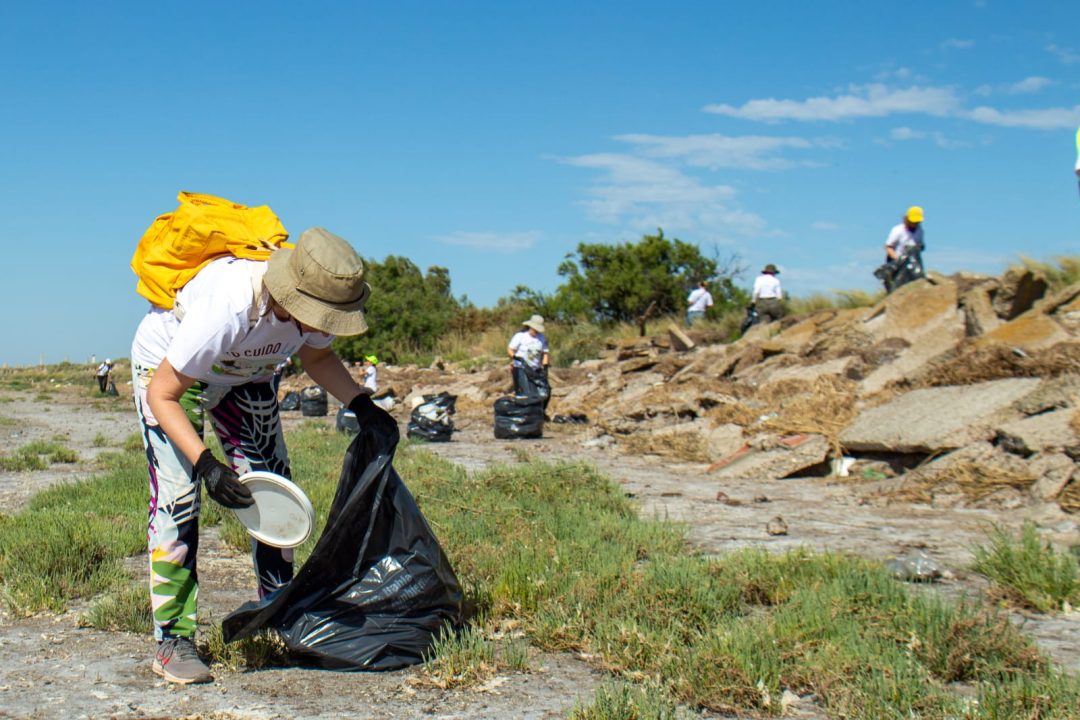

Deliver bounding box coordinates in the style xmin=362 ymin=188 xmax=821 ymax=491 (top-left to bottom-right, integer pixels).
xmin=131 ymin=257 xmax=333 ymax=385
xmin=687 ymin=287 xmax=713 ymax=312
xmin=752 ymin=274 xmax=782 ymax=301
xmin=508 ymin=330 xmax=548 ymax=369
xmin=363 ymin=365 xmax=377 ymax=392
xmin=885 ymin=223 xmax=924 ymax=257
xmin=96 ymin=363 xmax=111 ymax=377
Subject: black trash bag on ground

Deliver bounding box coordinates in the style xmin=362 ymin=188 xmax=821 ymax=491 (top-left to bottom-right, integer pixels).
xmin=511 ymin=365 xmax=550 ymax=401
xmin=105 ymin=380 xmax=119 ymax=397
xmin=739 ymin=304 xmax=759 ymax=336
xmin=280 ymin=391 xmax=301 ymax=412
xmin=407 ymin=393 xmax=456 ymax=442
xmin=493 ymin=395 xmax=543 ymax=439
xmin=336 ymin=405 xmax=360 ymax=434
xmin=300 ymin=385 xmax=328 ymax=417
xmin=406 ymin=417 xmax=453 ymax=442
xmin=222 ymin=401 xmax=463 ymax=670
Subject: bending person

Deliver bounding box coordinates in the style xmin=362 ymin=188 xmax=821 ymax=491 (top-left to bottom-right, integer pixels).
xmin=130 ymin=228 xmax=394 ymax=685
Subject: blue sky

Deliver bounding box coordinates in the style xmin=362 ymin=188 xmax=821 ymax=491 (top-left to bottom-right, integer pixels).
xmin=2 ymin=1 xmax=1078 ymax=366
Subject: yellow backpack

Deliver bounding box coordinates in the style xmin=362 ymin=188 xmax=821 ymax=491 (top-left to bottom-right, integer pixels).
xmin=131 ymin=192 xmax=291 ymax=309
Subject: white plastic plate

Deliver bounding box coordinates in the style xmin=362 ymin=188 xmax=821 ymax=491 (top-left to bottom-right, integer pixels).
xmin=233 ymin=471 xmax=316 ymax=549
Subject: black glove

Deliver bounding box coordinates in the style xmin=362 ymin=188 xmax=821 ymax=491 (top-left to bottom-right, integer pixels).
xmin=195 ymin=449 xmax=254 ymax=509
xmin=348 ymin=393 xmax=399 ymax=439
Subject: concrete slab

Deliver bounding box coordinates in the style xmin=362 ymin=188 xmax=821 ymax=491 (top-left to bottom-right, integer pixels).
xmin=979 ymin=313 xmax=1072 ymax=351
xmin=997 ymin=409 xmax=1078 ymax=453
xmin=707 ymin=433 xmax=829 ymax=480
xmin=840 ymin=377 xmax=1042 ymax=452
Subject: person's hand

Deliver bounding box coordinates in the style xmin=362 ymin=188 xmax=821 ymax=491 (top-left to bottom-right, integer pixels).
xmin=348 ymin=393 xmax=399 ymax=439
xmin=195 ymin=449 xmax=254 ymax=509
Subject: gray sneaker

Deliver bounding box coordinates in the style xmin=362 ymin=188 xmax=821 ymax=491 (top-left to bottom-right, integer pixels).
xmin=152 ymin=637 xmax=213 ymax=684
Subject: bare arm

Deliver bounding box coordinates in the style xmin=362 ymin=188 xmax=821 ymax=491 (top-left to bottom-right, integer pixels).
xmin=299 ymin=344 xmax=364 ymax=405
xmin=146 ymin=358 xmax=206 ymax=465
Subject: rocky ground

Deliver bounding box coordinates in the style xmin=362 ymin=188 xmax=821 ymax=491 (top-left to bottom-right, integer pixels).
xmin=1 ymin=267 xmax=1079 ymax=719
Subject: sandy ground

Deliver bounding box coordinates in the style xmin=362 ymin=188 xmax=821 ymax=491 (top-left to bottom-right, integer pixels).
xmin=0 ymin=389 xmax=1076 ymax=719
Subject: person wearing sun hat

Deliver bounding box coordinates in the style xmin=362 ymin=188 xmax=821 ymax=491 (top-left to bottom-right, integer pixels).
xmin=508 ymin=314 xmax=549 ymax=371
xmin=129 ymin=226 xmax=395 ymax=685
xmin=507 ymin=314 xmax=551 ymax=409
xmin=752 ymin=264 xmax=785 ymax=324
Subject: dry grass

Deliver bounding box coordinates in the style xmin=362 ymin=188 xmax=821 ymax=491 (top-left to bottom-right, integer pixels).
xmin=758 ymin=376 xmax=859 ymax=446
xmin=887 ymin=460 xmax=1037 ymax=505
xmin=621 ymin=429 xmax=711 ymax=462
xmin=1060 ymin=479 xmax=1080 ymax=514
xmin=903 ymin=341 xmax=1080 ymax=389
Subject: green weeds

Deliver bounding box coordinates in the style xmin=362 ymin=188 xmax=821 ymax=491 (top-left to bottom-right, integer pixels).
xmin=0 ymin=440 xmax=79 ymax=471
xmin=80 ymin=580 xmax=152 ymax=633
xmin=972 ymin=523 xmax=1080 ymax=613
xmin=1 ymin=423 xmax=1078 ymax=717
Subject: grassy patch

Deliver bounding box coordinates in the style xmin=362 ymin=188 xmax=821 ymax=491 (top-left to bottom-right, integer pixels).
xmin=3 ymin=423 xmax=1078 ymax=717
xmin=0 ymin=450 xmax=145 ymax=614
xmin=80 ymin=580 xmax=152 ymax=634
xmin=0 ymin=440 xmax=79 ymax=471
xmin=972 ymin=523 xmax=1080 ymax=613
xmin=570 ymin=681 xmax=688 ymax=720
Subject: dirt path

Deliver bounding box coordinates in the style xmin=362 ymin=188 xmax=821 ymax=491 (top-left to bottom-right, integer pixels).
xmin=0 ymin=392 xmax=1076 ymax=719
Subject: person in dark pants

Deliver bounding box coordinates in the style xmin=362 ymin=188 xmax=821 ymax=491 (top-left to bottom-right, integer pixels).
xmin=752 ymin=264 xmax=784 ymax=324
xmin=95 ymin=359 xmax=114 ymax=393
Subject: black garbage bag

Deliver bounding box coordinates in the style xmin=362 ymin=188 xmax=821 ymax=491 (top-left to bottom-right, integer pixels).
xmin=511 ymin=365 xmax=550 ymax=401
xmin=406 ymin=393 xmax=456 ymax=442
xmin=739 ymin=304 xmax=759 ymax=335
xmin=222 ymin=400 xmax=463 ymax=670
xmin=280 ymin=391 xmax=301 ymax=412
xmin=406 ymin=417 xmax=453 ymax=442
xmin=336 ymin=405 xmax=360 ymax=434
xmin=300 ymin=386 xmax=328 ymax=417
xmin=493 ymin=395 xmax=543 ymax=439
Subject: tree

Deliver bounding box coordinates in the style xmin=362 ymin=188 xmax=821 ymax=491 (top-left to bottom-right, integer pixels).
xmin=552 ymin=229 xmax=745 ymax=323
xmin=332 ymin=256 xmax=459 ymax=364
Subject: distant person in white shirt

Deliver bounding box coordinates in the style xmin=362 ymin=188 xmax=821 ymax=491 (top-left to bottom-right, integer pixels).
xmin=685 ymin=281 xmax=713 ymax=326
xmin=508 ymin=315 xmax=549 ymax=370
xmin=752 ymin=264 xmax=784 ymax=324
xmin=885 ymin=206 xmax=925 ymax=262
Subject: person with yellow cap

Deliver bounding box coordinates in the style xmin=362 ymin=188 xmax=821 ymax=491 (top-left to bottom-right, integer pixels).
xmin=875 ymin=206 xmax=927 ymax=292
xmin=885 ymin=206 xmax=925 ymax=262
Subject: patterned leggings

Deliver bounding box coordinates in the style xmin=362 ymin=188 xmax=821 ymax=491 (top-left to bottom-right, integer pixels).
xmin=133 ymin=368 xmax=293 ymax=641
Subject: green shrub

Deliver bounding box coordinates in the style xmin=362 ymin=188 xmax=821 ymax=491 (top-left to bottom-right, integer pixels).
xmin=972 ymin=523 xmax=1080 ymax=612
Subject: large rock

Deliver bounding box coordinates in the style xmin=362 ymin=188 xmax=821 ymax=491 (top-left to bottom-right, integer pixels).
xmin=860 ymin=277 xmax=965 ymax=394
xmin=959 ymin=283 xmax=1002 ymax=337
xmin=1029 ymin=453 xmax=1078 ymax=501
xmin=993 ymin=268 xmax=1048 ymax=320
xmin=979 ymin=312 xmax=1072 ymax=351
xmin=707 ymin=433 xmax=829 ymax=480
xmin=996 ymin=410 xmax=1078 ymax=453
xmin=840 ymin=377 xmax=1042 ymax=452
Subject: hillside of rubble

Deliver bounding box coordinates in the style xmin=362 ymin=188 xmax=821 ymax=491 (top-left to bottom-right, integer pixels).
xmin=285 ymin=266 xmax=1080 ymax=525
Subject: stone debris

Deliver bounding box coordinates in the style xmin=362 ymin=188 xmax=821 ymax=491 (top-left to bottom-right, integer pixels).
xmin=766 ymin=516 xmax=789 ymax=536
xmin=277 ymin=270 xmax=1078 ymax=515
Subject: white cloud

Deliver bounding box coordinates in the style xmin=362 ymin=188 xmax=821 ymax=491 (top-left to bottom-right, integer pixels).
xmin=976 ymin=76 xmax=1053 ymax=96
xmin=968 ymin=104 xmax=1080 ymax=130
xmin=614 ymin=132 xmax=820 ymax=170
xmin=435 ymin=230 xmax=540 ymax=252
xmin=811 ymin=221 xmax=839 ymax=231
xmin=890 ymin=126 xmax=926 ymax=140
xmin=941 ymin=38 xmax=975 ymax=50
xmin=558 ymin=153 xmax=766 ymax=237
xmin=1046 ymin=43 xmax=1080 ymax=65
xmin=1006 ymin=76 xmax=1052 ymax=94
xmin=703 ymin=84 xmax=959 ymax=122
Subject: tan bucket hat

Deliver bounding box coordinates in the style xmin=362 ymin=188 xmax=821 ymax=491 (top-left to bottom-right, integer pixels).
xmin=522 ymin=314 xmax=545 ymax=333
xmin=264 ymin=227 xmax=371 ymax=336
